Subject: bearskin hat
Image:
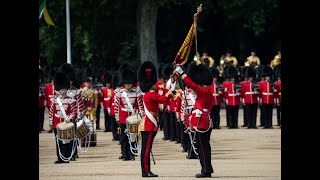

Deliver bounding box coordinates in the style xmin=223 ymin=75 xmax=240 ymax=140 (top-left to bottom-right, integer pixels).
xmin=261 ymin=65 xmax=273 ymax=77
xmin=274 ymin=64 xmax=281 ymax=78
xmin=245 ymin=66 xmax=256 ymax=78
xmin=112 ymin=73 xmax=119 ymax=89
xmin=161 ymin=63 xmax=173 ymax=81
xmin=187 ymin=61 xmax=213 ymax=85
xmin=103 ymin=72 xmax=112 ymax=84
xmin=59 ymin=63 xmax=76 ymax=82
xmin=54 ymin=72 xmax=70 ymax=91
xmin=119 ymin=63 xmax=137 ymax=86
xmin=240 ymin=67 xmax=249 ymax=78
xmin=226 ymin=65 xmax=238 ymax=79
xmin=137 ymin=61 xmax=158 ymax=93
xmin=48 ymin=68 xmax=57 ymax=82
xmin=210 ymin=67 xmax=220 ymax=78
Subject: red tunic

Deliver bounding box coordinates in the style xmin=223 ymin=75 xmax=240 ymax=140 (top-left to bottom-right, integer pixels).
xmin=102 ymin=87 xmax=112 ymax=110
xmin=208 ymin=82 xmax=222 ymax=106
xmin=259 ymin=81 xmax=275 ymax=104
xmin=139 ymin=90 xmax=173 ymax=131
xmin=240 ymin=81 xmax=259 ymax=104
xmin=274 ymin=81 xmax=282 ymax=104
xmin=45 ymin=83 xmax=55 ymax=108
xmin=222 ymin=81 xmax=241 ymax=106
xmin=181 ymin=74 xmax=214 ymax=131
xmin=49 ymin=95 xmax=77 ymax=128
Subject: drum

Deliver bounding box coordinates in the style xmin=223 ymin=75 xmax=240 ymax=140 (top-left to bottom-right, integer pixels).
xmin=76 ymin=119 xmax=90 ymax=139
xmin=126 ymin=115 xmax=141 ymax=134
xmin=56 ymin=122 xmax=75 ymax=141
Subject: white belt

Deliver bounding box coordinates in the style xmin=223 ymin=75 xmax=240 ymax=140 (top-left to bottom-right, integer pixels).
xmin=228 ymin=93 xmax=238 ymax=96
xmin=54 ymin=114 xmax=64 ymax=119
xmin=48 ymin=95 xmax=54 ymax=97
xmin=262 ymin=92 xmax=273 ymax=95
xmin=245 ymin=92 xmax=256 ymax=95
xmin=212 ymin=93 xmax=219 ymax=96
xmin=104 ymin=97 xmax=110 ymax=100
xmin=192 ymin=108 xmax=208 ymax=113
xmin=121 ymin=108 xmax=131 ymax=112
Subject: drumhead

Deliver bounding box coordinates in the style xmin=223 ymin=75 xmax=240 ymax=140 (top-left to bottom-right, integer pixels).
xmin=126 ymin=115 xmax=140 ymax=124
xmin=57 ymin=122 xmax=74 ymax=130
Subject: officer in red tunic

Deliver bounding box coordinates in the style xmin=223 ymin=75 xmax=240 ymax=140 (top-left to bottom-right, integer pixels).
xmin=173 ymin=61 xmax=214 ymax=178
xmin=102 ymin=72 xmax=113 ymax=132
xmin=274 ymin=65 xmax=281 ymax=126
xmin=223 ymin=66 xmax=241 ymax=128
xmin=49 ymin=72 xmax=77 ymax=164
xmin=115 ymin=63 xmax=144 ymax=161
xmin=209 ymin=67 xmax=223 ymax=129
xmin=240 ymin=67 xmax=249 ymax=127
xmin=258 ymin=66 xmax=275 ymax=128
xmin=138 ymin=61 xmax=174 ymax=178
xmin=45 ymin=68 xmax=57 ymax=133
xmin=240 ymin=67 xmax=259 ymax=128
xmin=39 ymin=68 xmax=46 ymax=132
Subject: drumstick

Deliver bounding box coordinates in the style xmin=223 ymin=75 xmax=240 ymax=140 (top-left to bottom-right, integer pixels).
xmin=151 ymin=149 xmax=156 ymax=165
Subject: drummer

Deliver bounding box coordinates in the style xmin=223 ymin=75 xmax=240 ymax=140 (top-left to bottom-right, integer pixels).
xmin=49 ymin=71 xmax=78 ymax=164
xmin=137 ymin=61 xmax=175 ymax=177
xmin=114 ymin=63 xmax=144 ymax=161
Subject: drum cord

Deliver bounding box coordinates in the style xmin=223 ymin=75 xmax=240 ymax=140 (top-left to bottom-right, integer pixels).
xmin=77 ymin=132 xmax=91 ymax=153
xmin=126 ymin=132 xmax=141 ymax=155
xmin=56 ymin=136 xmax=77 ymax=162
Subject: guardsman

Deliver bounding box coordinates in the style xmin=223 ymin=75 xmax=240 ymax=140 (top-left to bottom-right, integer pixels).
xmin=258 ymin=66 xmax=275 ymax=129
xmin=223 ymin=66 xmax=241 ymax=129
xmin=201 ymin=51 xmax=215 ymax=68
xmin=39 ymin=68 xmax=46 ymax=132
xmin=110 ymin=73 xmax=120 ymax=141
xmin=115 ymin=63 xmax=144 ymax=161
xmin=49 ymin=72 xmax=77 ymax=164
xmin=102 ymin=72 xmax=113 ymax=132
xmin=240 ymin=67 xmax=249 ymax=127
xmin=209 ymin=67 xmax=223 ymax=129
xmin=45 ymin=68 xmax=57 ymax=133
xmin=59 ymin=63 xmax=85 ymax=160
xmin=240 ymin=67 xmax=259 ymax=128
xmin=160 ymin=64 xmax=173 ymax=140
xmin=138 ymin=61 xmax=174 ymax=178
xmin=273 ymin=65 xmax=281 ymax=126
xmin=173 ymin=60 xmax=215 ymax=178
xmin=245 ymin=49 xmax=261 ymax=67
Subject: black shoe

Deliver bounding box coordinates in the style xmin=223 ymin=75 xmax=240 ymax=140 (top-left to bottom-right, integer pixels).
xmin=142 ymin=172 xmax=158 ymax=177
xmin=70 ymin=157 xmax=76 ymax=161
xmin=122 ymin=157 xmax=135 ymax=161
xmin=54 ymin=160 xmax=69 ymax=164
xmin=195 ymin=172 xmax=211 ymax=178
xmin=48 ymin=130 xmax=53 ymax=133
xmin=175 ymin=141 xmax=181 ymax=144
xmin=75 ymin=155 xmax=79 ymax=158
xmin=119 ymin=155 xmax=125 ymax=159
xmin=162 ymin=137 xmax=169 ymax=141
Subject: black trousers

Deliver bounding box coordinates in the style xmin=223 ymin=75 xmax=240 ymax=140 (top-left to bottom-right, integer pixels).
xmin=262 ymin=104 xmax=274 ymax=128
xmin=246 ymin=103 xmax=258 ymax=128
xmin=96 ymin=104 xmax=101 ymax=128
xmin=179 ymin=121 xmax=185 ymax=146
xmin=111 ymin=116 xmax=119 ymax=140
xmin=227 ymin=106 xmax=239 ymax=128
xmin=210 ymin=105 xmax=221 ymax=129
xmin=225 ymin=103 xmax=230 ymax=127
xmin=140 ymin=131 xmax=156 ymax=174
xmin=277 ymin=105 xmax=281 ymax=126
xmin=158 ymin=111 xmax=164 ymax=130
xmin=243 ymin=105 xmax=247 ymax=126
xmin=195 ymin=129 xmax=213 ymax=174
xmin=39 ymin=107 xmax=45 ymax=130
xmin=120 ymin=123 xmax=131 ymax=159
xmin=103 ymin=109 xmax=112 ymax=131
xmin=72 ymin=122 xmax=78 ymax=158
xmin=162 ymin=112 xmax=170 ymax=140
xmin=54 ymin=128 xmax=72 ymax=162
xmin=259 ymin=104 xmax=264 ymax=126
xmin=170 ymin=112 xmax=177 ymax=141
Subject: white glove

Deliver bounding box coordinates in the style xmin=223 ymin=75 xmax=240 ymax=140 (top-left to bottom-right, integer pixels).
xmin=171 ymin=82 xmax=176 ymax=91
xmin=107 ymin=108 xmax=111 ymax=115
xmin=66 ymin=116 xmax=71 ymax=123
xmin=49 ymin=120 xmax=53 ymax=128
xmin=175 ymin=66 xmax=184 ymax=75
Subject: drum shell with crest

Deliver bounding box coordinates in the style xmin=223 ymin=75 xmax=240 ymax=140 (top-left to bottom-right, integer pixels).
xmin=126 ymin=115 xmax=141 ymax=134
xmin=56 ymin=122 xmax=75 ymax=143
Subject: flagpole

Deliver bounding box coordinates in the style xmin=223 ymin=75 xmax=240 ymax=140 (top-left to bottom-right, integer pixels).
xmin=66 ymin=0 xmax=72 ymax=64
